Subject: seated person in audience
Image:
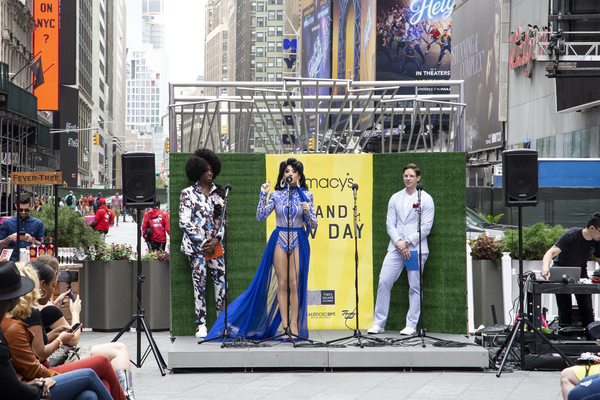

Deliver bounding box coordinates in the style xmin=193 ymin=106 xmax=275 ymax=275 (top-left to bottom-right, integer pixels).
xmin=0 ymin=260 xmax=113 ymax=400
xmin=1 ymin=262 xmax=127 ymax=400
xmin=34 ymin=255 xmax=137 ymax=400
xmin=565 ymin=372 xmax=600 ymax=400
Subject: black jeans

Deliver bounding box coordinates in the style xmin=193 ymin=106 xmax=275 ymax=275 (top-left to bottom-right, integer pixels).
xmin=555 ymin=293 xmax=595 ymax=327
xmin=149 ymin=240 xmax=166 ymax=251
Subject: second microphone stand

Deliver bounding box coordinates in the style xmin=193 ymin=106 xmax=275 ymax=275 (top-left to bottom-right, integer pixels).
xmin=327 ymin=184 xmax=385 ymax=347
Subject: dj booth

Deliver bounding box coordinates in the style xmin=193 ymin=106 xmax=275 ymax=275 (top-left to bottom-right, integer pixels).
xmin=526 ymin=280 xmax=600 ymax=356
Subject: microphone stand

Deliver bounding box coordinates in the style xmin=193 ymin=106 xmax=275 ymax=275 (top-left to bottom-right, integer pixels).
xmin=327 ymin=185 xmax=385 ymax=347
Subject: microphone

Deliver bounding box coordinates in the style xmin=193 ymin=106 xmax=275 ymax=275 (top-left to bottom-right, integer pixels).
xmin=416 ymin=183 xmax=424 ymax=191
xmin=352 ymin=183 xmax=359 ymax=201
xmin=286 ymin=176 xmax=293 ymax=183
xmin=224 ymin=183 xmax=232 ymax=196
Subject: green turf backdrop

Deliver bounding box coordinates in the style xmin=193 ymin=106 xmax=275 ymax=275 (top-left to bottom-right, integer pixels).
xmin=371 ymin=153 xmax=466 ymax=333
xmin=170 ymin=152 xmax=466 ymax=336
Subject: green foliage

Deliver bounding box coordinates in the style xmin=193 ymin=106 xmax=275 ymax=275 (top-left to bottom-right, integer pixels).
xmin=86 ymin=243 xmax=136 ymax=261
xmin=469 ymin=234 xmax=504 ymax=264
xmin=503 ymin=223 xmax=567 ymax=260
xmin=480 ymin=213 xmax=504 ymax=224
xmin=30 ymin=205 xmax=102 ymax=249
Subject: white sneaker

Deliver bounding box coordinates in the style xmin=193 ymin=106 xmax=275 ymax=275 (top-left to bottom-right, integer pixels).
xmin=400 ymin=327 xmax=416 ymax=336
xmin=367 ymin=325 xmax=385 ymax=334
xmin=195 ymin=324 xmax=208 ymax=338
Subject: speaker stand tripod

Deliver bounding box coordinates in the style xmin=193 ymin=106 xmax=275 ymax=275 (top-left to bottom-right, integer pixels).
xmin=112 ymin=208 xmax=168 ymax=376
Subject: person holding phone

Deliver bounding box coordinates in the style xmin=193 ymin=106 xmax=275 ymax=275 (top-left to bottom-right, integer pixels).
xmin=0 ymin=193 xmax=45 ymax=261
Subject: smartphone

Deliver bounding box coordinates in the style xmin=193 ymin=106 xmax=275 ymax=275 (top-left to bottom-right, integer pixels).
xmin=57 ymin=270 xmax=79 ymax=283
xmin=68 ymin=322 xmax=82 ymax=333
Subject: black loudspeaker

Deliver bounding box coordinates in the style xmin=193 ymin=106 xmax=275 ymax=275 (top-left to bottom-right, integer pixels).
xmin=122 ymin=152 xmax=156 ymax=207
xmin=502 ymin=149 xmax=539 ymax=207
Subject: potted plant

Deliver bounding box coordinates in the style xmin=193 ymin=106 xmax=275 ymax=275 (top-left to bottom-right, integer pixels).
xmin=138 ymin=250 xmax=171 ymax=330
xmin=31 ymin=205 xmax=102 ymax=251
xmin=469 ymin=234 xmax=505 ymax=327
xmin=79 ymin=244 xmax=136 ymax=331
xmin=503 ymin=222 xmax=566 ymax=261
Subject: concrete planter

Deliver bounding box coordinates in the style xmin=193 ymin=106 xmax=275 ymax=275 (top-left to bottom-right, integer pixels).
xmin=472 ymin=259 xmax=504 ymax=328
xmin=133 ymin=260 xmax=171 ymax=331
xmin=80 ymin=260 xmax=134 ymax=331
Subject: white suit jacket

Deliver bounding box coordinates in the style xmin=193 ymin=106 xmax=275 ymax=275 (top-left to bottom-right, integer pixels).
xmin=386 ymin=188 xmax=435 ymax=254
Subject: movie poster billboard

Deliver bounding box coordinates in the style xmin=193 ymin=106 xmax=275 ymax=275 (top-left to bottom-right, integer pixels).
xmin=375 ymin=0 xmax=453 ymax=93
xmin=451 ymin=0 xmax=503 ymax=153
xmin=301 ymin=0 xmax=332 ymax=136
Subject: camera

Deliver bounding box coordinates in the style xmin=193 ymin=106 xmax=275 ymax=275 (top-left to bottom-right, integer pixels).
xmin=57 ymin=270 xmax=79 ymax=283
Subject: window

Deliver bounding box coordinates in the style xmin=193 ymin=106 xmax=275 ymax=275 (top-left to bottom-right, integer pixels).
xmin=222 ymin=66 xmax=228 ymax=74
xmin=277 ymin=10 xmax=283 ymax=20
xmin=251 ymin=45 xmax=256 ymax=55
xmin=276 ymin=57 xmax=283 ymax=67
xmin=276 ymin=73 xmax=283 ymax=81
xmin=277 ymin=0 xmax=283 ymax=4
xmin=276 ymin=42 xmax=283 ymax=52
xmin=268 ymin=11 xmax=275 ymax=20
xmin=268 ymin=42 xmax=275 ymax=52
xmin=251 ymin=1 xmax=256 ymax=11
xmin=268 ymin=26 xmax=275 ymax=36
xmin=257 ymin=32 xmax=265 ymax=42
xmin=267 ymin=73 xmax=275 ymax=81
xmin=276 ymin=26 xmax=283 ymax=36
xmin=251 ymin=30 xmax=256 ymax=40
xmin=209 ymin=9 xmax=213 ymax=16
xmin=223 ymin=54 xmax=228 ymax=62
xmin=257 ymin=17 xmax=265 ymax=27
xmin=267 ymin=57 xmax=275 ymax=67
xmin=223 ymin=42 xmax=228 ymax=51
xmin=256 ymin=62 xmax=264 ymax=72
xmin=251 ymin=60 xmax=256 ymax=70
xmin=257 ymin=2 xmax=265 ymax=11
xmin=256 ymin=47 xmax=264 ymax=57
xmin=223 ymin=31 xmax=228 ymax=39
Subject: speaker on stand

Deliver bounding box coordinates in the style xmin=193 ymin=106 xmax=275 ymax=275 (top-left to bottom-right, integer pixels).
xmin=494 ymin=149 xmax=573 ymax=376
xmin=112 ymin=152 xmax=167 ymax=375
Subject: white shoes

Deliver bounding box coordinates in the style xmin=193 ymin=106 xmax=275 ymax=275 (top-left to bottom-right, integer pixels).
xmin=195 ymin=324 xmax=208 ymax=338
xmin=367 ymin=325 xmax=385 ymax=334
xmin=400 ymin=326 xmax=416 ymax=336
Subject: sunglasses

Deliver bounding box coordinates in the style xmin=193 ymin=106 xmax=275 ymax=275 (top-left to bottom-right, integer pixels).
xmin=19 ymin=208 xmax=30 ymax=213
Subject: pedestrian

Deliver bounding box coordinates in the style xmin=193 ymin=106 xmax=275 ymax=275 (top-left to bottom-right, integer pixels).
xmin=0 ymin=193 xmax=45 ymax=261
xmin=94 ymin=192 xmax=102 ymax=214
xmin=142 ymin=200 xmax=170 ymax=251
xmin=110 ymin=192 xmax=123 ymax=227
xmin=63 ymin=191 xmax=76 ymax=210
xmin=90 ymin=198 xmax=114 ymax=242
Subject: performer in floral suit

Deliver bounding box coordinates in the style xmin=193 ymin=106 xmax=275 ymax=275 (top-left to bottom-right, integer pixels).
xmin=179 ymin=149 xmax=226 ymax=339
xmin=206 ymin=157 xmax=318 ymax=341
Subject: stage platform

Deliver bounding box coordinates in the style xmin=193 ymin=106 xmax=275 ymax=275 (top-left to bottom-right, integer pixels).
xmin=168 ymin=330 xmax=489 ymax=371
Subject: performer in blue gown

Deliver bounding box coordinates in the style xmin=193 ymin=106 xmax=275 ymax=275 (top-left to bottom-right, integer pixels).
xmin=206 ymin=158 xmax=318 ymax=341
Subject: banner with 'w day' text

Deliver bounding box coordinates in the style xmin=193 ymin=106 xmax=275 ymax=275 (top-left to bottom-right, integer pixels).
xmin=266 ymin=154 xmax=374 ymax=330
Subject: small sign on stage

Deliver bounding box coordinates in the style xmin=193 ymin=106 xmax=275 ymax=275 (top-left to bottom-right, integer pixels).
xmin=11 ymin=172 xmax=62 ymax=185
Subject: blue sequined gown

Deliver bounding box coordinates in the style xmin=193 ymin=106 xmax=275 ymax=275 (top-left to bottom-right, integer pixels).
xmin=205 ymin=186 xmax=318 ymax=340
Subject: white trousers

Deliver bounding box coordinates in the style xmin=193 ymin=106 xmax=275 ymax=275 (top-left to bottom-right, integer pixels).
xmin=373 ymin=249 xmax=428 ymax=330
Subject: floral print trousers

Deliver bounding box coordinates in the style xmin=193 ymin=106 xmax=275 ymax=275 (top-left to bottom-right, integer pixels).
xmin=188 ymin=254 xmax=226 ymax=325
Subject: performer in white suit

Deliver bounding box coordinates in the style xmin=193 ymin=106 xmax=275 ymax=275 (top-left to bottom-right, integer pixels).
xmin=368 ymin=163 xmax=435 ymax=336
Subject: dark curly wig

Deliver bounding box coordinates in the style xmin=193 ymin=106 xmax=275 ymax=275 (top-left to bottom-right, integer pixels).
xmin=184 ymin=148 xmax=222 ymax=183
xmin=274 ymin=157 xmax=308 ymax=190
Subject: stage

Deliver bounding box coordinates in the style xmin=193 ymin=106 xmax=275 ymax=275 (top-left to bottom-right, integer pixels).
xmin=168 ymin=330 xmax=489 ymax=371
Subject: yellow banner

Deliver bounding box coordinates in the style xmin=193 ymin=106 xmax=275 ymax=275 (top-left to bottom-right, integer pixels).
xmin=266 ymin=154 xmax=373 ymax=330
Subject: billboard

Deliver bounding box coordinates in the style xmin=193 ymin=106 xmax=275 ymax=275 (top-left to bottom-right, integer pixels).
xmin=332 ymin=0 xmax=377 ymax=83
xmin=451 ymin=0 xmax=503 ymax=152
xmin=33 ymin=0 xmax=60 ymax=111
xmin=301 ymin=0 xmax=332 ymax=136
xmin=375 ymin=0 xmax=452 ymax=92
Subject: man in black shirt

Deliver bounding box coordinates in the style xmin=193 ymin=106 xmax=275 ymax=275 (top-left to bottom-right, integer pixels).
xmin=541 ymin=213 xmax=600 ymax=327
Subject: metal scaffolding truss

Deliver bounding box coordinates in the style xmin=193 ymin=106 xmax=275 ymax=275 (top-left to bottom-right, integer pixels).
xmin=168 ymin=78 xmax=466 ymax=154
xmin=536 ymin=31 xmax=600 ymax=62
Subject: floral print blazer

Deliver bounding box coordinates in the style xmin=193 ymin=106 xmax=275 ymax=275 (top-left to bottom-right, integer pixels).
xmin=179 ymin=182 xmax=225 ymax=257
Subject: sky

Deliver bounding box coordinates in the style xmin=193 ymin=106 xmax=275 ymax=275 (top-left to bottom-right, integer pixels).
xmin=163 ymin=0 xmax=207 ymax=83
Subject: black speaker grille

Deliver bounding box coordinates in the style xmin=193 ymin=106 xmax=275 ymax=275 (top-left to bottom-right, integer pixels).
xmin=122 ymin=152 xmax=156 ymax=207
xmin=502 ymin=149 xmax=539 ymax=207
